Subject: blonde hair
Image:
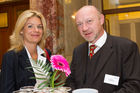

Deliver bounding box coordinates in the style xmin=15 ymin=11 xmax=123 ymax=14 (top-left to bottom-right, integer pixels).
xmin=9 ymin=10 xmax=47 ymax=52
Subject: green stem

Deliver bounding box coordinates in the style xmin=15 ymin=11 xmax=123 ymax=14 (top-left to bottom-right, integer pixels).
xmin=51 ymin=70 xmax=58 ymax=88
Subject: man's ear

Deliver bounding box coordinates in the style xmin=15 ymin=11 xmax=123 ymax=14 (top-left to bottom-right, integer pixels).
xmin=100 ymin=14 xmax=104 ymax=25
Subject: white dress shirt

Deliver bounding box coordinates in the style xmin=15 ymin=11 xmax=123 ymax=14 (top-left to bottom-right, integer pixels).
xmin=88 ymin=30 xmax=107 ymax=55
xmin=25 ymin=46 xmax=49 ymax=89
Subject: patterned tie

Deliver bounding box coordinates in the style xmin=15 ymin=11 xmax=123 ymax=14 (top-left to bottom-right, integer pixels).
xmin=89 ymin=45 xmax=96 ymax=58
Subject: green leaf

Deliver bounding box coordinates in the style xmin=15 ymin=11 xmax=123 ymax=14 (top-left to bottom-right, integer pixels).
xmin=26 ymin=59 xmax=66 ymax=89
xmin=44 ymin=65 xmax=52 ymax=73
xmin=54 ymin=80 xmax=65 ymax=86
xmin=50 ymin=70 xmax=58 ymax=88
xmin=30 ymin=77 xmax=47 ymax=80
xmin=54 ymin=73 xmax=61 ymax=81
xmin=37 ymin=80 xmax=50 ymax=89
xmin=54 ymin=83 xmax=65 ymax=88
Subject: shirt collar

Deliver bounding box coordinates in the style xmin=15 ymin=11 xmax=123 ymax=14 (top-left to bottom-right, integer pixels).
xmin=89 ymin=30 xmax=107 ymax=48
xmin=25 ymin=45 xmax=45 ymax=59
xmin=37 ymin=46 xmax=45 ymax=56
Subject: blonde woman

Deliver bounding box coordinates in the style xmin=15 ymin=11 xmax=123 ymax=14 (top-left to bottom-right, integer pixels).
xmin=0 ymin=10 xmax=51 ymax=93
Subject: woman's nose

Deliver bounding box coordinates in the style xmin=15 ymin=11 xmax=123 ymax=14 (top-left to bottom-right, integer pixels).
xmin=34 ymin=26 xmax=39 ymax=32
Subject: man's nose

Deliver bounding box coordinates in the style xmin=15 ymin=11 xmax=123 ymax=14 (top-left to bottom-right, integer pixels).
xmin=82 ymin=23 xmax=88 ymax=31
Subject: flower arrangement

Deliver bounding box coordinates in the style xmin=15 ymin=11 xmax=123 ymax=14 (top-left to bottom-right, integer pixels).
xmin=50 ymin=55 xmax=71 ymax=88
xmin=27 ymin=55 xmax=71 ymax=91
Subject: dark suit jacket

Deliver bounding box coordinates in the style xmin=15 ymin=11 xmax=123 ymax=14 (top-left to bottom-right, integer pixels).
xmin=66 ymin=34 xmax=140 ymax=93
xmin=0 ymin=48 xmax=51 ymax=93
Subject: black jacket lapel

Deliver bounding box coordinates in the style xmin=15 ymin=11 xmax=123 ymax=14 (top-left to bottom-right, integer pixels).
xmin=17 ymin=48 xmax=36 ymax=84
xmin=80 ymin=42 xmax=89 ymax=85
xmin=93 ymin=35 xmax=114 ymax=80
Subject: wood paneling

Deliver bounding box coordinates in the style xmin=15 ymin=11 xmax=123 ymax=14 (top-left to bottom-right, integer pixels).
xmin=103 ymin=6 xmax=140 ymax=15
xmin=0 ymin=1 xmax=29 ymax=68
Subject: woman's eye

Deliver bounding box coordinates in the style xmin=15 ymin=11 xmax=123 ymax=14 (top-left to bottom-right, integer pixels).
xmin=27 ymin=25 xmax=33 ymax=28
xmin=37 ymin=25 xmax=43 ymax=29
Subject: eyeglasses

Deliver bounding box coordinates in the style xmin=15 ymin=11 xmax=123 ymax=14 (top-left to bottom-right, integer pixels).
xmin=76 ymin=19 xmax=94 ymax=28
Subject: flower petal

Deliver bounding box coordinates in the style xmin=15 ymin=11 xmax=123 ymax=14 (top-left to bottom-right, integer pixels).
xmin=50 ymin=55 xmax=71 ymax=76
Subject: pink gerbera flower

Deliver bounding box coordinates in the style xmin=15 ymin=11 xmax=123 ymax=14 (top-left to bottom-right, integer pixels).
xmin=50 ymin=55 xmax=71 ymax=77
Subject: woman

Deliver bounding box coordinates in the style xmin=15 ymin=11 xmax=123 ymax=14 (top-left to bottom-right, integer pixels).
xmin=0 ymin=10 xmax=51 ymax=93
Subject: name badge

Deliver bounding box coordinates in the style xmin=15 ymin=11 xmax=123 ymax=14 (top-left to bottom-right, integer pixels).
xmin=104 ymin=74 xmax=120 ymax=86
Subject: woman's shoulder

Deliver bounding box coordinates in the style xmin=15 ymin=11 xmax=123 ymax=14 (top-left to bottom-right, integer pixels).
xmin=1 ymin=50 xmax=18 ymax=68
xmin=3 ymin=48 xmax=26 ymax=59
xmin=2 ymin=50 xmax=19 ymax=63
xmin=3 ymin=50 xmax=16 ymax=57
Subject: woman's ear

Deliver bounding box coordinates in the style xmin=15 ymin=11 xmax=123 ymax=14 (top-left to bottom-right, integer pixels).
xmin=20 ymin=31 xmax=23 ymax=34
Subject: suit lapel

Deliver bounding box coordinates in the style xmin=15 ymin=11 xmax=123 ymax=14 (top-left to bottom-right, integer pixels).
xmin=93 ymin=35 xmax=114 ymax=79
xmin=80 ymin=42 xmax=89 ymax=84
xmin=17 ymin=48 xmax=35 ymax=78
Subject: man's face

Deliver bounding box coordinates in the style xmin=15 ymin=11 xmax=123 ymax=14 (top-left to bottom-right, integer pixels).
xmin=75 ymin=6 xmax=104 ymax=43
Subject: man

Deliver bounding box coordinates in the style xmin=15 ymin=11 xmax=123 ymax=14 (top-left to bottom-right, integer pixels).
xmin=65 ymin=5 xmax=140 ymax=93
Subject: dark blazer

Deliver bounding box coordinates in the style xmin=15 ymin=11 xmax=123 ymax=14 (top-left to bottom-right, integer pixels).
xmin=66 ymin=34 xmax=140 ymax=93
xmin=0 ymin=48 xmax=51 ymax=93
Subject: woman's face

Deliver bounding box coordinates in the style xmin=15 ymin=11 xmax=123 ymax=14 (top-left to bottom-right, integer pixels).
xmin=22 ymin=16 xmax=43 ymax=45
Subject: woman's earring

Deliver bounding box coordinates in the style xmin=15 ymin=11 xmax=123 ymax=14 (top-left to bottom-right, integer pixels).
xmin=20 ymin=31 xmax=23 ymax=34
